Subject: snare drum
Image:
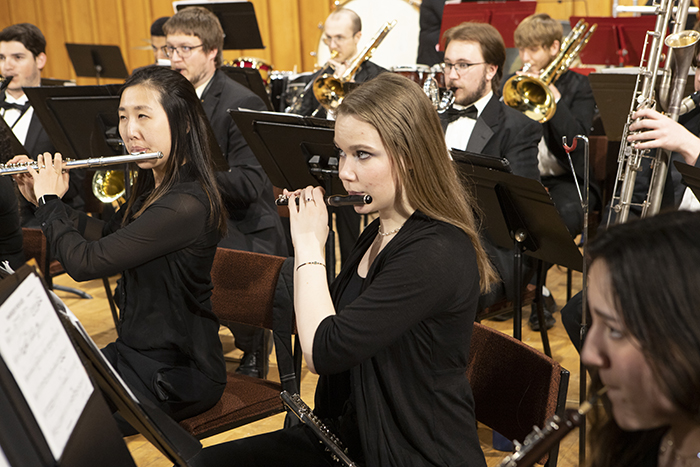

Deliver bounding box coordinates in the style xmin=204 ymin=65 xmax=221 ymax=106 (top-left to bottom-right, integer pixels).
xmin=316 ymin=0 xmax=420 ymax=70
xmin=231 ymin=57 xmax=273 ymax=84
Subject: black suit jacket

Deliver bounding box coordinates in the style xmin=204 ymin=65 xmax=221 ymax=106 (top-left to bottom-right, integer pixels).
xmin=201 ymin=69 xmax=287 ymax=256
xmin=297 ymin=60 xmax=387 ymax=119
xmin=417 ymin=0 xmax=445 ymax=66
xmin=441 ymin=94 xmax=542 ymax=180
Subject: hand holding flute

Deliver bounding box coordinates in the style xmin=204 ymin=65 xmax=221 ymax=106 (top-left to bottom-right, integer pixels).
xmin=9 ymin=152 xmax=70 ymax=206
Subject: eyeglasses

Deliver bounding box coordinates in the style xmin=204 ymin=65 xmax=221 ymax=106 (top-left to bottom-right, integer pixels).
xmin=321 ymin=34 xmax=352 ymax=46
xmin=163 ymin=44 xmax=204 ymax=58
xmin=440 ymin=62 xmax=485 ymax=75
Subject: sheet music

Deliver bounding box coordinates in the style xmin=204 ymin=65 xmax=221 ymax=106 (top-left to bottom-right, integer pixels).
xmin=0 ymin=273 xmax=93 ymax=460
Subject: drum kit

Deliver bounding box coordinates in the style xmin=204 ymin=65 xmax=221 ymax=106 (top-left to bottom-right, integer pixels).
xmin=225 ymin=0 xmax=454 ymax=114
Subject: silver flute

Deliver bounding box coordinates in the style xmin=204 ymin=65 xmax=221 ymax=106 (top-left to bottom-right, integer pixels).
xmin=275 ymin=194 xmax=372 ymax=207
xmin=0 ymin=152 xmax=163 ymax=176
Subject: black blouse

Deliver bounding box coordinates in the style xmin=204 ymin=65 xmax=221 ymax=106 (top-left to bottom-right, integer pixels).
xmin=34 ymin=169 xmax=226 ymax=387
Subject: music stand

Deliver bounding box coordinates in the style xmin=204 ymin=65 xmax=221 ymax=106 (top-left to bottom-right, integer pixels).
xmin=229 ymin=109 xmax=344 ymax=282
xmin=456 ymin=158 xmax=583 ymax=351
xmin=570 ymin=16 xmax=656 ymax=67
xmin=65 ymin=44 xmax=129 ymax=84
xmin=589 ymin=72 xmax=695 ymax=141
xmin=172 ymin=1 xmax=264 ymax=50
xmin=439 ymin=2 xmax=537 ymax=49
xmin=220 ymin=66 xmax=274 ymax=111
xmin=0 ymin=266 xmax=200 ymax=467
xmin=0 ymin=266 xmax=137 ymax=467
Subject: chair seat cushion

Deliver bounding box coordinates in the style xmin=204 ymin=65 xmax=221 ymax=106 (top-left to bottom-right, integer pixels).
xmin=179 ymin=372 xmax=285 ymax=439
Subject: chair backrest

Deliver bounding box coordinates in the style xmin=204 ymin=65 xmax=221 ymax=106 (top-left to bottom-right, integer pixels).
xmin=467 ymin=322 xmax=569 ymax=465
xmin=210 ymin=247 xmax=287 ymax=330
xmin=21 ymin=228 xmax=51 ymax=279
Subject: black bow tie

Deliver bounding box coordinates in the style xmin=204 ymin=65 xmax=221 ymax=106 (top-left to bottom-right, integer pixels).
xmin=0 ymin=101 xmax=29 ymax=113
xmin=443 ymin=105 xmax=478 ymax=125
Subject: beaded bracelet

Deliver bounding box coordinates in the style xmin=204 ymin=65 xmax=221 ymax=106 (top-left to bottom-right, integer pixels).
xmin=296 ymin=261 xmax=326 ymax=271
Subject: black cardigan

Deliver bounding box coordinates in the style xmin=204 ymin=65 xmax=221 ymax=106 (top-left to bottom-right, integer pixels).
xmin=313 ymin=211 xmax=486 ymax=467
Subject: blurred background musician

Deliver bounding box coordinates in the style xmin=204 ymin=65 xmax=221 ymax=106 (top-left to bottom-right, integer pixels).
xmin=0 ymin=23 xmax=85 ymax=226
xmin=296 ymin=8 xmax=387 ymax=267
xmin=163 ymin=7 xmax=287 ymax=380
xmin=508 ymin=13 xmax=599 ymax=331
xmin=150 ymin=16 xmax=170 ymax=66
xmin=440 ymin=22 xmax=542 ymax=311
xmin=10 ymin=66 xmax=228 ymax=434
xmin=296 ymin=8 xmax=386 ymax=120
xmin=417 ymin=0 xmax=445 ymax=67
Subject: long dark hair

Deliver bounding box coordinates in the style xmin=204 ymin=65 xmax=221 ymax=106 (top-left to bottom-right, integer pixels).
xmin=120 ymin=66 xmax=226 ymax=235
xmin=586 ymin=210 xmax=700 ymax=466
xmin=336 ymin=73 xmax=496 ymax=292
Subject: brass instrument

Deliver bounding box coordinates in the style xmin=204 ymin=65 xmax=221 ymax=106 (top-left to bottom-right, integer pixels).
xmin=0 ymin=76 xmax=13 ymax=93
xmin=0 ymin=152 xmax=163 ymax=176
xmin=503 ymin=19 xmax=597 ymax=123
xmin=608 ymin=0 xmax=699 ymax=225
xmin=312 ymin=20 xmax=397 ymax=113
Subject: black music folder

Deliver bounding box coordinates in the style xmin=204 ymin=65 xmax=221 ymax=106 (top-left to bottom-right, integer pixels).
xmin=0 ymin=266 xmax=201 ymax=466
xmin=674 ymin=160 xmax=700 ymax=201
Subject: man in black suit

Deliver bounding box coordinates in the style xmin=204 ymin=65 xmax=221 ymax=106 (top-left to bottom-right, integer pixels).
xmin=417 ymin=0 xmax=445 ymax=66
xmin=508 ymin=14 xmax=599 ymax=330
xmin=164 ymin=8 xmax=287 ymax=378
xmin=440 ymin=22 xmax=542 ymax=311
xmin=0 ymin=23 xmax=85 ymax=225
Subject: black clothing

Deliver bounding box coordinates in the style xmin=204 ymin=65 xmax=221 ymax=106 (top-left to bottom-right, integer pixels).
xmin=194 ymin=211 xmax=486 ymax=466
xmin=201 ymin=69 xmax=288 ymax=355
xmin=0 ymin=176 xmax=24 ymax=270
xmin=417 ymin=0 xmax=445 ymax=66
xmin=34 ymin=167 xmax=226 ymax=420
xmin=201 ymin=69 xmax=287 ymax=257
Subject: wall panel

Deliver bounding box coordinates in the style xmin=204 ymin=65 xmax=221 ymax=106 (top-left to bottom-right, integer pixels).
xmin=0 ymin=0 xmax=620 ymax=83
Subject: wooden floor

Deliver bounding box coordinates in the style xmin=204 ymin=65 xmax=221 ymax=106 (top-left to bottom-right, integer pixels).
xmin=52 ymin=262 xmax=586 ymax=467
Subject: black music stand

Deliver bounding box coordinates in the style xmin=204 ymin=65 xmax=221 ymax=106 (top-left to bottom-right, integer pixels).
xmin=229 ymin=109 xmax=344 ymax=282
xmin=456 ymin=157 xmax=583 ymax=353
xmin=0 ymin=266 xmax=137 ymax=467
xmin=65 ymin=44 xmax=129 ymax=84
xmin=173 ymin=1 xmax=264 ymax=50
xmin=0 ymin=266 xmax=200 ymax=467
xmin=220 ymin=66 xmax=274 ymax=111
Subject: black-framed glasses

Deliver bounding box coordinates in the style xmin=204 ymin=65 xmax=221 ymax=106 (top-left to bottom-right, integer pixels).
xmin=440 ymin=62 xmax=485 ymax=75
xmin=163 ymin=44 xmax=204 ymax=58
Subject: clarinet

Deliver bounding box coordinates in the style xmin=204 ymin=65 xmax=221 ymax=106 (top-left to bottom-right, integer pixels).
xmin=497 ymin=387 xmax=607 ymax=467
xmin=280 ymin=391 xmax=357 ymax=467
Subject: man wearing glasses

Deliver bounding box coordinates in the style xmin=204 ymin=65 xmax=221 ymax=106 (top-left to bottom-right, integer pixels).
xmin=440 ymin=22 xmax=541 ymax=312
xmin=163 ymin=8 xmax=287 ymax=379
xmin=440 ymin=21 xmax=541 ymax=180
xmin=296 ymin=8 xmax=386 ymax=119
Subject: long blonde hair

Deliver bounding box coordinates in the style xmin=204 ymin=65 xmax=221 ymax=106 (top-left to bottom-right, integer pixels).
xmin=336 ymin=73 xmax=496 ymax=292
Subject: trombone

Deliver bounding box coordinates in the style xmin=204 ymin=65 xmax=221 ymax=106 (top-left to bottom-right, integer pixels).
xmin=503 ymin=19 xmax=597 ymax=123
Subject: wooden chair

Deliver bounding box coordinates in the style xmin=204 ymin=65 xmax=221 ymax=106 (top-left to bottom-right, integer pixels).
xmin=178 ymin=248 xmax=300 ymax=440
xmin=468 ymin=322 xmax=569 ymax=466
